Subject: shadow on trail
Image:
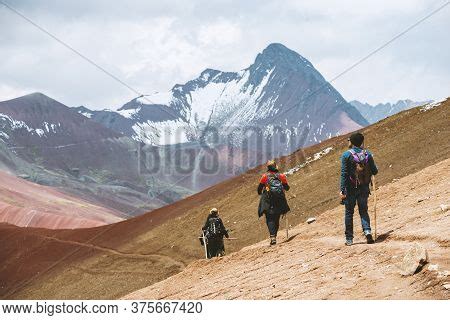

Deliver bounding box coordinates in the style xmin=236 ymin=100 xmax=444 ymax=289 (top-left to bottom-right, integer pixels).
xmin=284 ymin=233 xmax=301 ymax=243
xmin=375 ymin=230 xmax=394 ymax=243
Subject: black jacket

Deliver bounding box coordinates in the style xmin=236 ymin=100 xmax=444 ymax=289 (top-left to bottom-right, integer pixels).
xmin=257 ymin=170 xmax=290 ymax=217
xmin=202 ymin=214 xmax=229 ymax=238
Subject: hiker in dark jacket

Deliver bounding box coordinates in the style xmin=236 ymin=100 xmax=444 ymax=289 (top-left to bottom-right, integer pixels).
xmin=340 ymin=132 xmax=378 ymax=246
xmin=200 ymin=208 xmax=229 ymax=259
xmin=257 ymin=160 xmax=290 ymax=245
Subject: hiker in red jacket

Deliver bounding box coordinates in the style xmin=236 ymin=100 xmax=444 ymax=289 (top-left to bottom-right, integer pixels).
xmin=257 ymin=160 xmax=290 ymax=245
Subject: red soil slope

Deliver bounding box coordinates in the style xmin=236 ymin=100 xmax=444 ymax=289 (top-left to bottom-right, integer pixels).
xmin=0 ymin=171 xmax=123 ymax=229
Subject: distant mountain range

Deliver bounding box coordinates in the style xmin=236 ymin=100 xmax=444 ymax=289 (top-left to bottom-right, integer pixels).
xmin=350 ymin=99 xmax=432 ymax=124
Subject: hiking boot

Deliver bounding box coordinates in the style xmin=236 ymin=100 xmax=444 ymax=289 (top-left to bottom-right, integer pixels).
xmin=345 ymin=239 xmax=353 ymax=246
xmin=270 ymin=236 xmax=277 ymax=246
xmin=365 ymin=233 xmax=375 ymax=244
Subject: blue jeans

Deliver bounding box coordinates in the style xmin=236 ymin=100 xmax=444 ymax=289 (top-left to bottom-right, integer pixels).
xmin=344 ymin=185 xmax=371 ymax=240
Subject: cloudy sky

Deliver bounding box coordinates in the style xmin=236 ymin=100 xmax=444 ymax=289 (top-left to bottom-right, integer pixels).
xmin=0 ymin=0 xmax=449 ymax=109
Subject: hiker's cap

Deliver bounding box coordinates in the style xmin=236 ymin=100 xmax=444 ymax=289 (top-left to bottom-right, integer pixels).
xmin=267 ymin=159 xmax=278 ymax=170
xmin=349 ymin=132 xmax=364 ymax=147
xmin=210 ymin=208 xmax=218 ymax=214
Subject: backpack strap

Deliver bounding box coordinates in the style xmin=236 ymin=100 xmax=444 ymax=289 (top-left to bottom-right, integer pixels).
xmin=349 ymin=149 xmax=369 ymax=164
xmin=362 ymin=150 xmax=369 ymax=164
xmin=349 ymin=149 xmax=360 ymax=163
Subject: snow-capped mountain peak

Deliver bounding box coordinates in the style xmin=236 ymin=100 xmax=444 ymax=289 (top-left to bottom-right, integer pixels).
xmin=76 ymin=43 xmax=368 ymax=154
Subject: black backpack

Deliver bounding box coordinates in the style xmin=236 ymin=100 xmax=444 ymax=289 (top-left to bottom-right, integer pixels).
xmin=205 ymin=217 xmax=223 ymax=239
xmin=266 ymin=173 xmax=284 ymax=197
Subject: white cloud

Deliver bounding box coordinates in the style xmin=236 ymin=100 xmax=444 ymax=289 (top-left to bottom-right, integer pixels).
xmin=197 ymin=20 xmax=242 ymax=46
xmin=0 ymin=84 xmax=33 ymax=101
xmin=0 ymin=0 xmax=448 ymax=108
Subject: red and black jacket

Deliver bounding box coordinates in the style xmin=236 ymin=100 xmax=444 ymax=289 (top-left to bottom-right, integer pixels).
xmin=257 ymin=170 xmax=290 ymax=195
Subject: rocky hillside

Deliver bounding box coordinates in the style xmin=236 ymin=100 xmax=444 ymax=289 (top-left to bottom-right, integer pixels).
xmin=0 ymin=99 xmax=447 ymax=299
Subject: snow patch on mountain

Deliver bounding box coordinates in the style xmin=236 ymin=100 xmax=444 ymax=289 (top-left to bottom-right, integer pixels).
xmin=117 ymin=107 xmax=141 ymax=119
xmin=137 ymin=92 xmax=173 ymax=106
xmin=0 ymin=131 xmax=9 ymax=141
xmin=188 ymin=81 xmax=228 ymax=122
xmin=131 ymin=119 xmax=190 ymax=145
xmin=285 ymin=146 xmax=333 ymax=176
xmin=0 ymin=113 xmax=61 ymax=138
xmin=420 ymin=100 xmax=442 ymax=112
xmin=80 ymin=112 xmax=92 ymax=118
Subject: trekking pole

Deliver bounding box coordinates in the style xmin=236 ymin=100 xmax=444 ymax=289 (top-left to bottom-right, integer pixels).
xmin=372 ymin=175 xmax=377 ymax=241
xmin=258 ymin=216 xmax=263 ymax=239
xmin=201 ymin=231 xmax=208 ymax=259
xmin=199 ymin=237 xmax=239 ymax=241
xmin=285 ymin=215 xmax=289 ymax=240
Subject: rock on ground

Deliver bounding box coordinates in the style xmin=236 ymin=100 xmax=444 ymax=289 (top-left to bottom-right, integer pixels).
xmin=400 ymin=243 xmax=428 ymax=276
xmin=306 ymin=217 xmax=316 ymax=224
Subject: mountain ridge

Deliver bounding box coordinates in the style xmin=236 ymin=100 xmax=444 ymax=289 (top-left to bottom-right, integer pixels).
xmin=350 ymin=99 xmax=432 ymax=123
xmin=75 ymin=43 xmax=368 ymax=154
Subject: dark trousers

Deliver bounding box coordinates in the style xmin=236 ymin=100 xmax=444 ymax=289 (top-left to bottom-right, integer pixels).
xmin=265 ymin=209 xmax=281 ymax=237
xmin=344 ymin=185 xmax=371 ymax=240
xmin=206 ymin=238 xmax=225 ymax=259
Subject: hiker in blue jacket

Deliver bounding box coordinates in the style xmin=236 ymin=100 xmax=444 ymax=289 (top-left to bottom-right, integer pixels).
xmin=340 ymin=132 xmax=378 ymax=246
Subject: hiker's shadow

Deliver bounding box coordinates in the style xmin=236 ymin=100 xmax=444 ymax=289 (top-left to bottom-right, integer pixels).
xmin=375 ymin=230 xmax=394 ymax=243
xmin=285 ymin=233 xmax=301 ymax=243
xmin=352 ymin=230 xmax=394 ymax=245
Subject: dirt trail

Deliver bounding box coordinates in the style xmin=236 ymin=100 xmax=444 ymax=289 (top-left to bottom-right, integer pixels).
xmin=41 ymin=236 xmax=185 ymax=267
xmin=123 ymin=159 xmax=450 ymax=300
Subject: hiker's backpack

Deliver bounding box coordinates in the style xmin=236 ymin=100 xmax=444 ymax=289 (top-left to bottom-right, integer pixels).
xmin=266 ymin=173 xmax=284 ymax=197
xmin=205 ymin=217 xmax=223 ymax=239
xmin=349 ymin=149 xmax=372 ymax=186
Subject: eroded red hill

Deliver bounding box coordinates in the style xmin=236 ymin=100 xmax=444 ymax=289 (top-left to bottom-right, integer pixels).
xmin=0 ymin=170 xmax=123 ymax=228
